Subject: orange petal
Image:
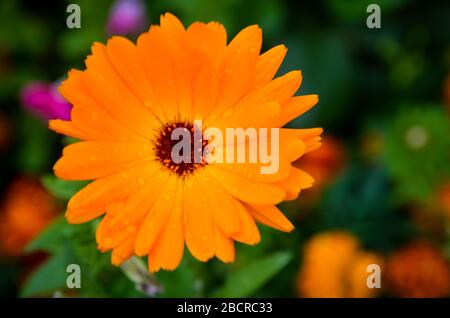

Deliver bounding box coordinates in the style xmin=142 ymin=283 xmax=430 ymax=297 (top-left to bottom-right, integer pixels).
xmin=205 ymin=25 xmax=262 ymax=122
xmin=247 ymin=204 xmax=294 ymax=232
xmin=148 ymin=180 xmax=184 ymax=272
xmin=105 ymin=36 xmax=167 ymax=122
xmin=54 ymin=141 xmax=154 ymax=180
xmin=183 ymin=176 xmax=215 ymax=262
xmin=208 ymin=166 xmax=285 ymax=205
xmin=136 ymin=28 xmax=179 ymax=120
xmin=230 ymin=200 xmax=261 ymax=245
xmin=83 ymin=42 xmax=159 ymax=138
xmin=234 ymin=70 xmax=302 ymax=111
xmin=195 ymin=170 xmax=241 ymax=236
xmin=214 ymin=226 xmax=235 ymax=263
xmin=94 ymin=171 xmax=171 ymax=251
xmin=57 ymin=69 xmax=144 ymax=141
xmin=67 ymin=162 xmax=160 ymax=215
xmin=274 ymin=167 xmax=314 ymax=200
xmin=251 ymin=44 xmax=287 ymax=89
xmin=160 ymin=12 xmax=185 ymax=34
xmin=111 ymin=236 xmax=135 ymax=266
xmin=134 ymin=176 xmax=179 ymax=256
xmin=272 ymin=95 xmax=319 ymax=127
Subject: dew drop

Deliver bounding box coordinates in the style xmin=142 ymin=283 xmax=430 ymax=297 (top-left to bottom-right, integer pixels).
xmin=223 ymin=108 xmax=233 ymax=118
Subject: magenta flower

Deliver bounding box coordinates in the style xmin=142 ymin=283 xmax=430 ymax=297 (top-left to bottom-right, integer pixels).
xmin=20 ymin=82 xmax=72 ymax=121
xmin=106 ymin=0 xmax=147 ymax=36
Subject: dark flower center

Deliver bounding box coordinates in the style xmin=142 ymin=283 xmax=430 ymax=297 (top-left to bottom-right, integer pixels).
xmin=154 ymin=121 xmax=208 ymax=177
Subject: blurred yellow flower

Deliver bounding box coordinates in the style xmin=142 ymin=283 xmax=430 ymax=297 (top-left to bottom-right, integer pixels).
xmin=296 ymin=231 xmax=383 ymax=298
xmin=386 ymin=242 xmax=450 ymax=298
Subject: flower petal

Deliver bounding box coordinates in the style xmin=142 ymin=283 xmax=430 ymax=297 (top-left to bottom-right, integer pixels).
xmin=247 ymin=204 xmax=294 ymax=232
xmin=208 ymin=166 xmax=285 ymax=205
xmin=251 ymin=44 xmax=287 ymax=89
xmin=134 ymin=176 xmax=179 ymax=256
xmin=183 ymin=176 xmax=215 ymax=261
xmin=54 ymin=141 xmax=154 ymax=180
xmin=148 ymin=181 xmax=184 ymax=271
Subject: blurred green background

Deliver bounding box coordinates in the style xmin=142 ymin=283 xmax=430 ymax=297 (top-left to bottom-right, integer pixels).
xmin=0 ymin=0 xmax=449 ymax=298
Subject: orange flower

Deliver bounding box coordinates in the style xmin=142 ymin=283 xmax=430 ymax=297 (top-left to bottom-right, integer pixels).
xmin=0 ymin=177 xmax=58 ymax=256
xmin=386 ymin=242 xmax=450 ymax=298
xmin=297 ymin=231 xmax=383 ymax=298
xmin=49 ymin=13 xmax=322 ymax=271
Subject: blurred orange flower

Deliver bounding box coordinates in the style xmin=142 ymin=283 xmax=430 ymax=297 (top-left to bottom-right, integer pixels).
xmin=295 ymin=135 xmax=344 ymax=190
xmin=296 ymin=231 xmax=383 ymax=298
xmin=386 ymin=242 xmax=450 ymax=297
xmin=0 ymin=177 xmax=58 ymax=256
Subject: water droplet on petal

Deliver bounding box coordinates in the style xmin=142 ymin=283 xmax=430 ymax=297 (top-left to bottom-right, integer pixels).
xmin=223 ymin=108 xmax=233 ymax=118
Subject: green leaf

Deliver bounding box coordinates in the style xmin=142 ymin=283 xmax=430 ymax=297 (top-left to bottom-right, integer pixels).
xmin=20 ymin=247 xmax=73 ymax=297
xmin=213 ymin=251 xmax=292 ymax=297
xmin=25 ymin=216 xmax=68 ymax=253
xmin=41 ymin=174 xmax=89 ymax=201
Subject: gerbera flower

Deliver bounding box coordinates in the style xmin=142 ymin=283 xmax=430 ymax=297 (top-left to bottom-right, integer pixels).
xmin=50 ymin=13 xmax=322 ymax=272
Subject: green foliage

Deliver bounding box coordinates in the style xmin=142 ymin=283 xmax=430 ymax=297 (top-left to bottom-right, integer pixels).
xmin=21 ymin=247 xmax=73 ymax=297
xmin=23 ymin=216 xmax=140 ymax=297
xmin=41 ymin=174 xmax=89 ymax=201
xmin=317 ymin=165 xmax=415 ymax=251
xmin=15 ymin=115 xmax=56 ymax=173
xmin=384 ymin=106 xmax=450 ymax=203
xmin=213 ymin=251 xmax=292 ymax=297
